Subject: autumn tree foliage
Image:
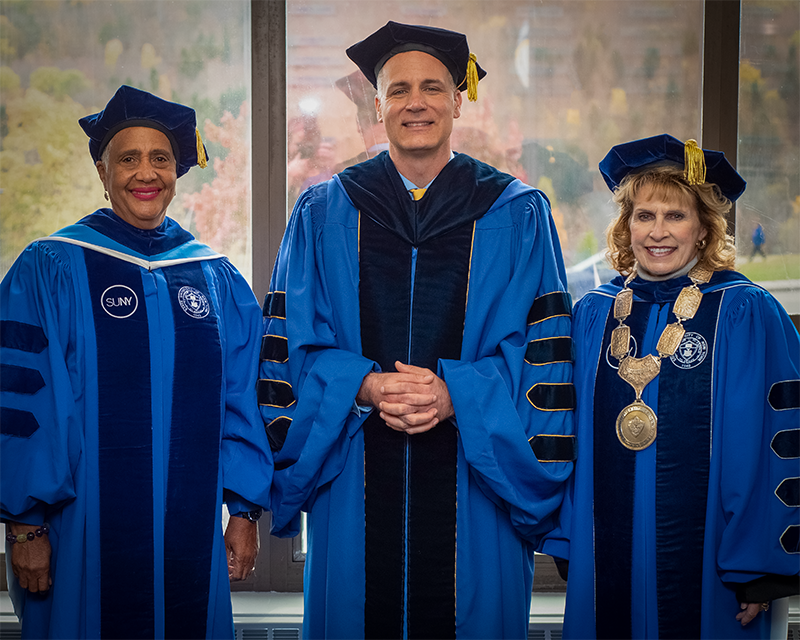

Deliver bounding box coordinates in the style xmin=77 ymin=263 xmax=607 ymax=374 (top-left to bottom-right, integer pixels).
xmin=182 ymin=101 xmax=250 ymax=268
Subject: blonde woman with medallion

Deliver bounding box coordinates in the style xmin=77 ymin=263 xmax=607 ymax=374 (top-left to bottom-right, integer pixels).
xmin=559 ymin=134 xmax=799 ymax=639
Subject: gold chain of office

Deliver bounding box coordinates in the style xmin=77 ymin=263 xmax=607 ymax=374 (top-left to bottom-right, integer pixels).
xmin=610 ymin=263 xmax=713 ymax=450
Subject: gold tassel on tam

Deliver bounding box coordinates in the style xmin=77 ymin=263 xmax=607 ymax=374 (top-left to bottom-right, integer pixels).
xmin=196 ymin=128 xmax=208 ymax=169
xmin=466 ymin=53 xmax=479 ymax=102
xmin=683 ymin=139 xmax=706 ymax=185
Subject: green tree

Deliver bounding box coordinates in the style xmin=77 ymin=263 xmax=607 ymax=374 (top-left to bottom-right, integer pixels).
xmin=0 ymin=86 xmax=103 ymax=275
xmin=0 ymin=2 xmax=43 ymax=60
xmin=577 ymin=230 xmax=600 ymax=262
xmin=30 ymin=66 xmax=90 ymax=100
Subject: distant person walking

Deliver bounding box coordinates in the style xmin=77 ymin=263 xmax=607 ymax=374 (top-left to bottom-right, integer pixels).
xmin=750 ymin=222 xmax=767 ymax=260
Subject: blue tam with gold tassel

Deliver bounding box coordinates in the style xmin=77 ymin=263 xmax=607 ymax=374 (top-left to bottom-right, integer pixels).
xmin=79 ymin=85 xmax=208 ymax=178
xmin=599 ymin=133 xmax=746 ymax=202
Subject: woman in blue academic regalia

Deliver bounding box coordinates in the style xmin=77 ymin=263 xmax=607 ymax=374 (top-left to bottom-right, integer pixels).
xmin=561 ymin=134 xmax=799 ymax=640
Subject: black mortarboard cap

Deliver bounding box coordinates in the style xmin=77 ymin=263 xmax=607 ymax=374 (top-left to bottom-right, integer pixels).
xmin=79 ymin=85 xmax=208 ymax=178
xmin=599 ymin=133 xmax=746 ymax=202
xmin=335 ymin=70 xmax=376 ymax=109
xmin=346 ymin=21 xmax=486 ymax=101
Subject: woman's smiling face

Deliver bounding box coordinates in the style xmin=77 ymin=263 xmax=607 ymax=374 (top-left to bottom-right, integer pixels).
xmin=629 ymin=185 xmax=708 ymax=276
xmin=96 ymin=126 xmax=177 ymax=230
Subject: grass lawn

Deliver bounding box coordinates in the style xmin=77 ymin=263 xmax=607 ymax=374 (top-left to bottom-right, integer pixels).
xmin=735 ymin=253 xmax=800 ymax=282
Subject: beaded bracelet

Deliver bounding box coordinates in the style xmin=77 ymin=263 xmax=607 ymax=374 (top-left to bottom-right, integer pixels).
xmin=5 ymin=523 xmax=50 ymax=545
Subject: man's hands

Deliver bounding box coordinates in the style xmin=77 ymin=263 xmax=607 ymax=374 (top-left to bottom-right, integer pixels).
xmin=225 ymin=516 xmax=259 ymax=581
xmin=9 ymin=523 xmax=52 ymax=593
xmin=357 ymin=362 xmax=454 ymax=435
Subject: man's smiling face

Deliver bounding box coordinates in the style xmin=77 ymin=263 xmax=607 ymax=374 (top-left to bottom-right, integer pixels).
xmin=375 ymin=50 xmax=462 ymax=163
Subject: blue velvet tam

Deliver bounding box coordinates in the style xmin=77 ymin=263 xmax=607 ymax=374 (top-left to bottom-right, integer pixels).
xmin=346 ymin=21 xmax=486 ymax=99
xmin=79 ymin=85 xmax=208 ymax=178
xmin=599 ymin=133 xmax=746 ymax=202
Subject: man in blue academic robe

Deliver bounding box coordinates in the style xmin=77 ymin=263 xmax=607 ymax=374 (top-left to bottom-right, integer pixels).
xmin=1 ymin=86 xmax=272 ymax=639
xmin=259 ymin=22 xmax=575 ymax=639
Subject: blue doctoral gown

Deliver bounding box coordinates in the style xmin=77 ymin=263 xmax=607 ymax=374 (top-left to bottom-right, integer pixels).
xmin=562 ymin=270 xmax=800 ymax=639
xmin=259 ymin=152 xmax=575 ymax=639
xmin=1 ymin=209 xmax=273 ymax=639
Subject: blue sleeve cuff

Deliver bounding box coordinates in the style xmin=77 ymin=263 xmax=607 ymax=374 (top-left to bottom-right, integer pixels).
xmin=1 ymin=502 xmax=50 ymax=526
xmin=223 ymin=489 xmax=262 ymax=515
xmin=351 ymin=401 xmax=373 ymax=417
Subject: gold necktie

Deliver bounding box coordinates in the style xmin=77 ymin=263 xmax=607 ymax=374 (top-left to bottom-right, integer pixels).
xmin=409 ymin=188 xmax=427 ymax=201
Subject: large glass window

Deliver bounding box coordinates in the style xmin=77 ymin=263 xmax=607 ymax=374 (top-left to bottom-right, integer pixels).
xmin=0 ymin=0 xmax=252 ymax=280
xmin=286 ymin=0 xmax=705 ymax=300
xmin=737 ymin=0 xmax=799 ymax=315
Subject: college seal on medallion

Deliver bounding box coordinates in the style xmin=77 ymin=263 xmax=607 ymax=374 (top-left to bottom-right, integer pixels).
xmin=616 ymin=401 xmax=657 ymax=450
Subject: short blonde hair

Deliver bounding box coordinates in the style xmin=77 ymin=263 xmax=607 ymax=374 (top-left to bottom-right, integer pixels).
xmin=605 ymin=164 xmax=737 ymax=275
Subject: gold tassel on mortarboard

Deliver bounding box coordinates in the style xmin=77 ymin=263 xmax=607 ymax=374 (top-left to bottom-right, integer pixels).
xmin=683 ymin=139 xmax=705 ymax=186
xmin=196 ymin=128 xmax=208 ymax=169
xmin=466 ymin=53 xmax=479 ymax=102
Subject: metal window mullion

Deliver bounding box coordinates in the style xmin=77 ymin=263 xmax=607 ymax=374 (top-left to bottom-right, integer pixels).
xmin=701 ymin=0 xmax=741 ymax=237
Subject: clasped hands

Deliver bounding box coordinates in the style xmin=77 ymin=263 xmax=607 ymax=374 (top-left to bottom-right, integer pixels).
xmin=357 ymin=362 xmax=454 ymax=435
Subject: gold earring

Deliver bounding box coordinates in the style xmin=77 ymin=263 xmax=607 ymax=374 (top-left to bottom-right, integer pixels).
xmin=696 ymin=239 xmax=707 ymax=249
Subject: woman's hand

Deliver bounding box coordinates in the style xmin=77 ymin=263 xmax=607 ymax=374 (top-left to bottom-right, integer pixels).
xmin=225 ymin=516 xmax=259 ymax=581
xmin=736 ymin=601 xmax=769 ymax=626
xmin=9 ymin=523 xmax=52 ymax=593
